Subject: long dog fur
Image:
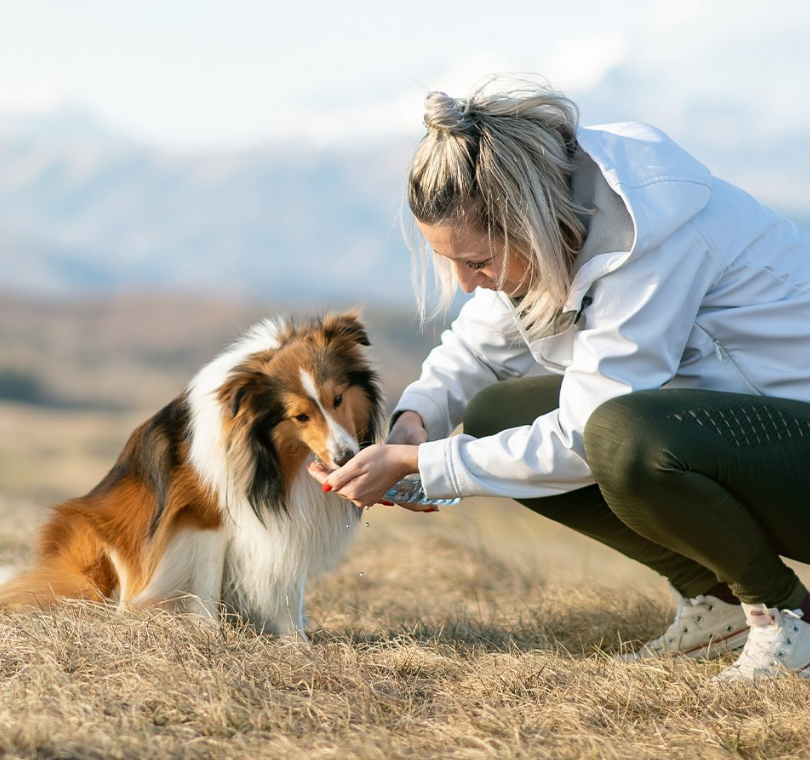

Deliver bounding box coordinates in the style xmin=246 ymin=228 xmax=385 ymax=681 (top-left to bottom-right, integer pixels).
xmin=0 ymin=311 xmax=383 ymax=637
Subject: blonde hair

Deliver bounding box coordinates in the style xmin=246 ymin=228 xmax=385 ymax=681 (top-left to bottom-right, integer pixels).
xmin=406 ymin=77 xmax=587 ymax=339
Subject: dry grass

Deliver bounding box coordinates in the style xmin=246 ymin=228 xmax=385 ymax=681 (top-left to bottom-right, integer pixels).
xmin=4 ymin=295 xmax=810 ymax=758
xmin=2 ymin=496 xmax=810 ymax=760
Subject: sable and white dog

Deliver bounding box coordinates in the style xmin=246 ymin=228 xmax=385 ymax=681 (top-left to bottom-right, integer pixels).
xmin=0 ymin=312 xmax=383 ymax=637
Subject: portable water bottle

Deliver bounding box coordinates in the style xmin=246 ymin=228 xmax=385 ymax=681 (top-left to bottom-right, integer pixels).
xmin=382 ymin=474 xmax=461 ymax=506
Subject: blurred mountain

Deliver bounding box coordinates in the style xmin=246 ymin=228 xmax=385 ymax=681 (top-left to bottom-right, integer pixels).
xmin=1 ymin=89 xmax=809 ymax=304
xmin=0 ymin=109 xmax=417 ymax=304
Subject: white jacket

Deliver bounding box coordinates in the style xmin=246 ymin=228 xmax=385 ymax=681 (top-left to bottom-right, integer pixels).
xmin=394 ymin=122 xmax=810 ymax=500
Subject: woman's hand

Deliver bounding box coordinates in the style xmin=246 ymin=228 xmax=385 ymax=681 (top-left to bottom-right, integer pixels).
xmin=387 ymin=410 xmax=428 ymax=445
xmin=381 ymin=411 xmax=440 ymax=511
xmin=307 ymin=443 xmax=436 ymax=511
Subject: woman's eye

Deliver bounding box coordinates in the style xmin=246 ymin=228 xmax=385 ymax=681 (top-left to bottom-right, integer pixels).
xmin=294 ymin=413 xmax=310 ymax=423
xmin=466 ymin=260 xmax=488 ymax=271
xmin=334 ymin=394 xmax=343 ymax=408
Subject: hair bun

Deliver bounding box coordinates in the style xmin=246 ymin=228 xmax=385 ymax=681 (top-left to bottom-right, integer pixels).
xmin=424 ymin=91 xmax=474 ymax=134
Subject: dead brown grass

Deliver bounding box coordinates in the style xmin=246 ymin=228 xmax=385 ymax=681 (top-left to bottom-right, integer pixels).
xmin=4 ymin=295 xmax=810 ymax=758
xmin=2 ymin=496 xmax=810 ymax=760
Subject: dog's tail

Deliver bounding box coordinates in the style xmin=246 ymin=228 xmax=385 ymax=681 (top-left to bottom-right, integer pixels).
xmin=0 ymin=506 xmax=115 ymax=611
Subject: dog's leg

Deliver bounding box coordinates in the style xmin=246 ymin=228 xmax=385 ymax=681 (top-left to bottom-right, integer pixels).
xmin=134 ymin=527 xmax=227 ymax=619
xmin=184 ymin=528 xmax=228 ymax=620
xmin=271 ymin=578 xmax=309 ymax=642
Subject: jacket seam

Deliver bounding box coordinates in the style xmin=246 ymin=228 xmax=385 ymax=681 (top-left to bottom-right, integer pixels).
xmin=685 ymin=220 xmax=727 ymax=286
xmin=618 ymin=176 xmax=712 ymax=190
xmin=446 ymin=437 xmax=463 ymax=494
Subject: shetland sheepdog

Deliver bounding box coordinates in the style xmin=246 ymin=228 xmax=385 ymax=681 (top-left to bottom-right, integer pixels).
xmin=0 ymin=312 xmax=383 ymax=637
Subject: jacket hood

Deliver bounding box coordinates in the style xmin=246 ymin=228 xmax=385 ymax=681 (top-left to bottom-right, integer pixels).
xmin=567 ymin=122 xmax=712 ymax=308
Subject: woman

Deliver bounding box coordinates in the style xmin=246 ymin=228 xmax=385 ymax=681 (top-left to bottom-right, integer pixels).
xmin=308 ymin=79 xmax=810 ymax=681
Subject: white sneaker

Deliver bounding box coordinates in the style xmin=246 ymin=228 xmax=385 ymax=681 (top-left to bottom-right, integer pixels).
xmin=713 ymin=604 xmax=810 ymax=681
xmin=622 ymin=592 xmax=749 ymax=662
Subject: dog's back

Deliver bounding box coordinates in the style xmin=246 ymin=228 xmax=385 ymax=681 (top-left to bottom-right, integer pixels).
xmin=0 ymin=398 xmax=223 ymax=612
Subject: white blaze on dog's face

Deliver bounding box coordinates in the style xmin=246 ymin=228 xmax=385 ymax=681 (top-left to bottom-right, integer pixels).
xmin=290 ymin=369 xmax=360 ymax=468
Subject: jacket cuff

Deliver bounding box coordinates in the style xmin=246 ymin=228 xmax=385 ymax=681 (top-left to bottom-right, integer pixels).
xmin=418 ymin=435 xmax=475 ymax=499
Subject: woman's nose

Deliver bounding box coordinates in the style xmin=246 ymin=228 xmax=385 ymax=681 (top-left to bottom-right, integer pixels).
xmin=455 ymin=262 xmax=480 ymax=293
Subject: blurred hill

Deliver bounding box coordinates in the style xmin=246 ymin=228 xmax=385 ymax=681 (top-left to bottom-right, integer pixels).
xmin=3 ymin=100 xmax=810 ymax=306
xmin=0 ymin=107 xmax=416 ymax=303
xmin=0 ymin=291 xmax=440 ymax=413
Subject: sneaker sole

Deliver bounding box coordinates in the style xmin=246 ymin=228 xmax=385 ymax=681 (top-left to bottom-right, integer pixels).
xmin=713 ymin=659 xmax=810 ymax=682
xmin=683 ymin=626 xmax=750 ymax=659
xmin=622 ymin=625 xmax=750 ymax=662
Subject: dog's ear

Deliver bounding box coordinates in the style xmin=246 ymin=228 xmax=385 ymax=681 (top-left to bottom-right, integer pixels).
xmin=323 ymin=310 xmax=370 ymax=346
xmin=220 ymin=370 xmax=266 ymax=418
xmin=220 ymin=371 xmax=289 ymax=524
xmin=226 ymin=385 xmax=247 ymax=418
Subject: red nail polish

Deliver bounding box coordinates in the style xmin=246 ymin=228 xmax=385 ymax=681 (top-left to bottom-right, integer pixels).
xmin=380 ymin=500 xmax=394 ymax=506
xmin=322 ymin=483 xmax=332 ymax=492
xmin=424 ymin=507 xmax=439 ymax=513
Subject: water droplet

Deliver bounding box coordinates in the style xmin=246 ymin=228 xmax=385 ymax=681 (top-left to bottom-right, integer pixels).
xmin=358 ymin=571 xmax=364 ymax=577
xmin=345 ymin=524 xmax=350 ymax=529
xmin=364 ymin=521 xmax=370 ymax=528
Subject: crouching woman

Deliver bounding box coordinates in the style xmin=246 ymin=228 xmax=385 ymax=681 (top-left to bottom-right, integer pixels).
xmin=313 ymin=79 xmax=810 ymax=681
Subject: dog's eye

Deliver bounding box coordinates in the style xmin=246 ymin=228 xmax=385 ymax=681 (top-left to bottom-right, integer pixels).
xmin=334 ymin=394 xmax=343 ymax=408
xmin=294 ymin=413 xmax=310 ymax=423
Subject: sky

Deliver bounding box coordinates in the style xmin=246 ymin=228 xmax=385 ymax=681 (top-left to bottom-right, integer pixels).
xmin=2 ymin=0 xmax=809 ymax=152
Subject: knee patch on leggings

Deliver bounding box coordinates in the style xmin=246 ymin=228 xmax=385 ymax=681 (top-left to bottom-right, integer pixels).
xmin=463 ymin=375 xmax=563 ymax=439
xmin=583 ymin=393 xmax=663 ymax=489
xmin=463 ymin=383 xmax=508 ymax=439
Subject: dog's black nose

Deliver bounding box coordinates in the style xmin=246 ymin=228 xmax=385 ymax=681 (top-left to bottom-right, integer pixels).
xmin=334 ymin=449 xmax=356 ymax=467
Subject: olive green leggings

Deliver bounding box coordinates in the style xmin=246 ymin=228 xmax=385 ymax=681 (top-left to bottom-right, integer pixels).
xmin=464 ymin=376 xmax=810 ymax=609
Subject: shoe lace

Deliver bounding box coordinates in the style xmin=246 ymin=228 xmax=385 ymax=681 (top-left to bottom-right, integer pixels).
xmin=736 ymin=609 xmax=802 ymax=668
xmin=647 ymin=595 xmax=712 ymax=651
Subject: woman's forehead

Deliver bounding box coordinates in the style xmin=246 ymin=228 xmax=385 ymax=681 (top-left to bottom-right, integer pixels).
xmin=417 ymin=220 xmax=499 ymax=258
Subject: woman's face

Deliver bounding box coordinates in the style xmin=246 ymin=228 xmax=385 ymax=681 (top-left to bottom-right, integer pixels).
xmin=417 ymin=220 xmax=532 ymax=298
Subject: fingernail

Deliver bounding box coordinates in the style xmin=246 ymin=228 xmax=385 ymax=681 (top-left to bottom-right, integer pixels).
xmin=424 ymin=507 xmax=439 ymax=513
xmin=380 ymin=500 xmax=394 ymax=506
xmin=322 ymin=483 xmax=332 ymax=492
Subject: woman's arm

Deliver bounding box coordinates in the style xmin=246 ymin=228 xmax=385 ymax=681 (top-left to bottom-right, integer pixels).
xmin=386 ymin=410 xmax=428 ymax=445
xmin=307 ymin=291 xmax=538 ymax=508
xmin=391 ymin=288 xmax=540 ymax=441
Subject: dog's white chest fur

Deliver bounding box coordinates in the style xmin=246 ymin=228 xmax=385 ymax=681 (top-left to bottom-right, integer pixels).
xmin=221 ymin=470 xmax=360 ymax=635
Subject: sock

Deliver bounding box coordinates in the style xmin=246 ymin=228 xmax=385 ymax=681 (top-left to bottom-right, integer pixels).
xmin=704 ymin=581 xmax=741 ymax=606
xmin=799 ymin=592 xmax=810 ymax=622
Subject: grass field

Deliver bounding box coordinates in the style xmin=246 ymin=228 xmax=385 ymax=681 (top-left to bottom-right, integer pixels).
xmin=3 ymin=404 xmax=810 ymax=758
xmin=3 ymin=289 xmax=810 ymax=760
xmin=3 ymin=497 xmax=810 ymax=760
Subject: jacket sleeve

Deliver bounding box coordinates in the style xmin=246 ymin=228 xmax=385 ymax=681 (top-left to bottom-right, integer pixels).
xmin=392 ymin=288 xmax=543 ymax=440
xmin=416 ymin=226 xmax=725 ymax=500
